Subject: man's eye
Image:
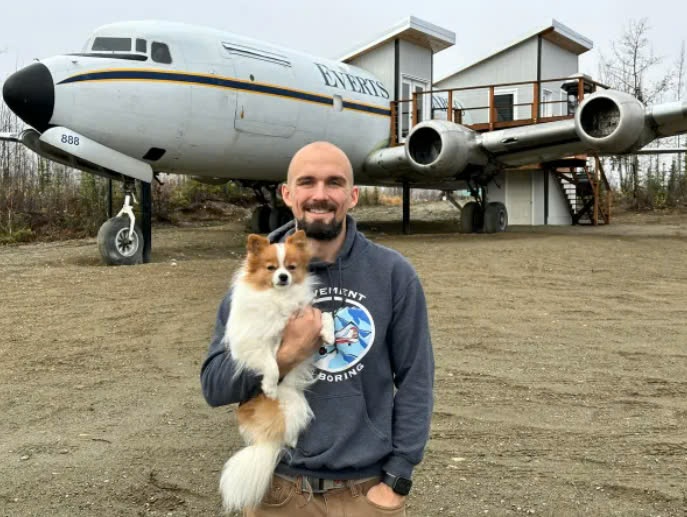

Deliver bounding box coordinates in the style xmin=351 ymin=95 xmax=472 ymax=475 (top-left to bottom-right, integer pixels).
xmin=267 ymin=265 xmax=277 ymax=271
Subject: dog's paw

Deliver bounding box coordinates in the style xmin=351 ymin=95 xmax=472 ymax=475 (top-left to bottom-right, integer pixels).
xmin=262 ymin=380 xmax=279 ymax=400
xmin=320 ymin=312 xmax=335 ymax=345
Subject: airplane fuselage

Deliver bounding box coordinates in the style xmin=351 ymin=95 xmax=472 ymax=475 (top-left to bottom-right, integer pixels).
xmin=35 ymin=21 xmax=393 ymax=184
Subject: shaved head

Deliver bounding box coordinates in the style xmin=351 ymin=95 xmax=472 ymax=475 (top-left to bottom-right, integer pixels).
xmin=286 ymin=141 xmax=354 ymax=187
xmin=281 ymin=141 xmax=359 ymax=243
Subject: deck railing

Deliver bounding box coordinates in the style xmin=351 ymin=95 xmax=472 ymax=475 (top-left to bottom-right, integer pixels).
xmin=390 ymin=76 xmax=606 ymax=146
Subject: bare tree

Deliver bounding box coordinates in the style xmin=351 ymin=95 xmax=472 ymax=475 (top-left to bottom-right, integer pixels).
xmin=598 ymin=18 xmax=673 ymax=204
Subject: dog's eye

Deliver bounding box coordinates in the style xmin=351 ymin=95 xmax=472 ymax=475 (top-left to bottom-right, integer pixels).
xmin=267 ymin=265 xmax=277 ymax=271
xmin=287 ymin=265 xmax=296 ymax=271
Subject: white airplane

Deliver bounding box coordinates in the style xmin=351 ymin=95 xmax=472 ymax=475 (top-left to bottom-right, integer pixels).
xmin=2 ymin=20 xmax=686 ymax=265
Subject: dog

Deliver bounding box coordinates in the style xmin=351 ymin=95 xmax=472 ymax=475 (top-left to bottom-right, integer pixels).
xmin=218 ymin=229 xmax=335 ymax=512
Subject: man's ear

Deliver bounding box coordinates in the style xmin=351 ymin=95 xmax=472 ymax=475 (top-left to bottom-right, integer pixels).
xmin=247 ymin=234 xmax=269 ymax=255
xmin=286 ymin=229 xmax=307 ymax=248
xmin=348 ymin=186 xmax=360 ymax=209
xmin=281 ymin=183 xmax=293 ymax=208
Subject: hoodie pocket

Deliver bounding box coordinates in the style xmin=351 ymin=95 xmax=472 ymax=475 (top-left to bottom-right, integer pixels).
xmin=295 ymin=393 xmax=391 ymax=470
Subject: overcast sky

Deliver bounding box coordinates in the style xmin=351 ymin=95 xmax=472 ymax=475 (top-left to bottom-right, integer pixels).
xmin=1 ymin=0 xmax=684 ymax=90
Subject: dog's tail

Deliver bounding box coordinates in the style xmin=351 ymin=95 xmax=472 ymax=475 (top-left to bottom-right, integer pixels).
xmin=219 ymin=441 xmax=282 ymax=512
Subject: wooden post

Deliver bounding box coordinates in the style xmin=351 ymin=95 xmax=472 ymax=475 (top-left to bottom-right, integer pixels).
xmin=578 ymin=77 xmax=585 ymax=104
xmin=489 ymin=86 xmax=495 ymax=130
xmin=402 ymin=180 xmax=410 ymax=235
xmin=390 ymin=102 xmax=397 ymax=146
xmin=532 ymin=81 xmax=540 ymax=123
xmin=447 ymin=90 xmax=453 ymax=123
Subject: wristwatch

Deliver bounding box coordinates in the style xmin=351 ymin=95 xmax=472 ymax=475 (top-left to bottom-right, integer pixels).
xmin=382 ymin=472 xmax=412 ymax=496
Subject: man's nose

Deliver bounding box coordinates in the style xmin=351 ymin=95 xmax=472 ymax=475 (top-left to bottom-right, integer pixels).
xmin=2 ymin=62 xmax=55 ymax=133
xmin=311 ymin=182 xmax=328 ymax=199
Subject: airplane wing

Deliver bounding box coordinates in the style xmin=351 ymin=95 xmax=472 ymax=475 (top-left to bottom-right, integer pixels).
xmin=364 ymin=90 xmax=687 ymax=183
xmin=0 ymin=132 xmax=21 ymax=143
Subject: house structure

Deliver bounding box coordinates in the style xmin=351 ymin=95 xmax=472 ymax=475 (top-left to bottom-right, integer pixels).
xmin=342 ymin=18 xmax=600 ymax=227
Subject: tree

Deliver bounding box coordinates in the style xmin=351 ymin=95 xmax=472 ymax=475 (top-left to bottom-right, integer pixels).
xmin=598 ymin=18 xmax=673 ymax=206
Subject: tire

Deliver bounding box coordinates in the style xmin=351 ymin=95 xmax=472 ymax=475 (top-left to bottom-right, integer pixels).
xmin=268 ymin=206 xmax=293 ymax=232
xmin=459 ymin=201 xmax=479 ymax=233
xmin=97 ymin=217 xmax=143 ymax=266
xmin=483 ymin=202 xmax=508 ymax=233
xmin=250 ymin=205 xmax=271 ymax=233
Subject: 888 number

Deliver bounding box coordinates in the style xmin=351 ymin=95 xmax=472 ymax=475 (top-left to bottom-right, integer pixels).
xmin=61 ymin=134 xmax=80 ymax=146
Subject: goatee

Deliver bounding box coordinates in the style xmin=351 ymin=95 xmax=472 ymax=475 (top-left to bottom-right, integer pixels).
xmin=297 ymin=217 xmax=343 ymax=241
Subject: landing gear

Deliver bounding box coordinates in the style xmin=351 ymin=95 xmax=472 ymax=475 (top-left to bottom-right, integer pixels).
xmin=248 ymin=184 xmax=293 ymax=234
xmin=456 ymin=184 xmax=509 ymax=234
xmin=97 ymin=180 xmax=145 ymax=265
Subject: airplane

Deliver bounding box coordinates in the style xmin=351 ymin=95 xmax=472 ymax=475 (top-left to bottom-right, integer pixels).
xmin=1 ymin=20 xmax=686 ymax=265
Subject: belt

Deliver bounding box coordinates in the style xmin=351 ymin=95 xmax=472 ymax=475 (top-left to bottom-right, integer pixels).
xmin=275 ymin=473 xmax=378 ymax=494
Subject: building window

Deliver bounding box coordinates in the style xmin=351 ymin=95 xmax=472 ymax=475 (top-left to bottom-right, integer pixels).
xmin=494 ymin=93 xmax=514 ymax=122
xmin=542 ymin=89 xmax=553 ymax=117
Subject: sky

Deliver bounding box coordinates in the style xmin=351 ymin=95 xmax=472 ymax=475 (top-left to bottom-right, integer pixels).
xmin=1 ymin=0 xmax=685 ymax=91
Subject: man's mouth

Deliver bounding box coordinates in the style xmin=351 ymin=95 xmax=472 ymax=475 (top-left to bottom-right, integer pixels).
xmin=304 ymin=203 xmax=336 ymax=215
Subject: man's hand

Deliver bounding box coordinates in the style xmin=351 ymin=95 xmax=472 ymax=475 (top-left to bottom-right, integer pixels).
xmin=277 ymin=306 xmax=323 ymax=377
xmin=366 ymin=482 xmax=406 ymax=509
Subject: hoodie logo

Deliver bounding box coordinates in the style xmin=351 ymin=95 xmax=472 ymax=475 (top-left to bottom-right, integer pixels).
xmin=312 ymin=298 xmax=375 ymax=378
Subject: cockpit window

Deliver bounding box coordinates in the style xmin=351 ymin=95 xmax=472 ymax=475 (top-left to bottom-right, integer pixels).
xmin=92 ymin=37 xmax=132 ymax=52
xmin=136 ymin=38 xmax=147 ymax=53
xmin=151 ymin=42 xmax=172 ymax=64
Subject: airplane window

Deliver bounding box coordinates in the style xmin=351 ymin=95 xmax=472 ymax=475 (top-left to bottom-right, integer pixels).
xmin=92 ymin=37 xmax=132 ymax=52
xmin=136 ymin=39 xmax=147 ymax=53
xmin=151 ymin=42 xmax=172 ymax=64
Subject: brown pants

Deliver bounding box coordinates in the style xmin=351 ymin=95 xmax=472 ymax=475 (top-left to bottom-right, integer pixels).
xmin=243 ymin=475 xmax=407 ymax=516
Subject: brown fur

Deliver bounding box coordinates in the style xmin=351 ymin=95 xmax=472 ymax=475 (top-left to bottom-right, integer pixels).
xmin=236 ymin=394 xmax=286 ymax=443
xmin=244 ymin=235 xmax=280 ymax=290
xmin=243 ymin=231 xmax=311 ymax=290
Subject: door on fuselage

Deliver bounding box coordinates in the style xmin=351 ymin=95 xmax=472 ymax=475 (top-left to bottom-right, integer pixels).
xmin=224 ymin=42 xmax=299 ymax=138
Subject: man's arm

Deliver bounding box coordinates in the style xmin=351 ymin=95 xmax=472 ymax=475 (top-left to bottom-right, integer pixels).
xmin=382 ymin=273 xmax=435 ymax=480
xmin=200 ymin=292 xmax=262 ymax=407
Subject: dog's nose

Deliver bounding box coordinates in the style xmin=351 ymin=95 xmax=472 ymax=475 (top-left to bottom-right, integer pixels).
xmin=278 ymin=273 xmax=289 ymax=283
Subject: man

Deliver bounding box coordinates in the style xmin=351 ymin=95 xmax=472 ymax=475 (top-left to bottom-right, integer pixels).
xmin=201 ymin=141 xmax=434 ymax=515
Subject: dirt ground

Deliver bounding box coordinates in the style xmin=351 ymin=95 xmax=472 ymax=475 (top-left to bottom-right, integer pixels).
xmin=1 ymin=202 xmax=686 ymax=517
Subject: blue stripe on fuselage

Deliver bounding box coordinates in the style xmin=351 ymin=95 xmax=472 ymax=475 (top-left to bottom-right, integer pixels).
xmin=58 ymin=70 xmax=391 ymax=117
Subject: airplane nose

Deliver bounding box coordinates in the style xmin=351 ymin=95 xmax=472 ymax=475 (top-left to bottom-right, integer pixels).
xmin=2 ymin=62 xmax=54 ymax=132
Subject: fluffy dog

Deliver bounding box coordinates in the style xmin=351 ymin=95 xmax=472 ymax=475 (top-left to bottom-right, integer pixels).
xmin=218 ymin=230 xmax=334 ymax=512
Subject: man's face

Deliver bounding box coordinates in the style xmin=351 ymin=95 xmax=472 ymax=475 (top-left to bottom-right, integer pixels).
xmin=282 ymin=149 xmax=359 ymax=241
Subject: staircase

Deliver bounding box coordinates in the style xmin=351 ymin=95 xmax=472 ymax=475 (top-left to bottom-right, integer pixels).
xmin=550 ymin=156 xmax=612 ymax=225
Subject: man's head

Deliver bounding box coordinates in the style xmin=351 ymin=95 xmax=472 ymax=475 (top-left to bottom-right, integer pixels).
xmin=282 ymin=141 xmax=359 ymax=241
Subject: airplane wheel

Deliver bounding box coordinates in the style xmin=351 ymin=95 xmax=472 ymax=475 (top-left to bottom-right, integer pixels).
xmin=459 ymin=201 xmax=481 ymax=233
xmin=268 ymin=206 xmax=292 ymax=232
xmin=97 ymin=216 xmax=143 ymax=266
xmin=250 ymin=205 xmax=271 ymax=233
xmin=483 ymin=202 xmax=508 ymax=233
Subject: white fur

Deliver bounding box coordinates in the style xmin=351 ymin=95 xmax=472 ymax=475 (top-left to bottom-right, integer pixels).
xmin=218 ymin=251 xmax=335 ymax=512
xmin=219 ymin=441 xmax=281 ymax=511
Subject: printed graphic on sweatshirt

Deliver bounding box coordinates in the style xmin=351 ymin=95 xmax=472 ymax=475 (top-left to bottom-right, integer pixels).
xmin=312 ymin=295 xmax=375 ymax=377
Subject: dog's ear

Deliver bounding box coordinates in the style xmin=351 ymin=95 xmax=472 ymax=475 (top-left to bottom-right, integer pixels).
xmin=247 ymin=234 xmax=269 ymax=255
xmin=287 ymin=230 xmax=307 ymax=249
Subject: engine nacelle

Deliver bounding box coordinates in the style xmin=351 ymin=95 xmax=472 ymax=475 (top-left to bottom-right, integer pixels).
xmin=575 ymin=91 xmax=650 ymax=153
xmin=405 ymin=120 xmax=486 ymax=178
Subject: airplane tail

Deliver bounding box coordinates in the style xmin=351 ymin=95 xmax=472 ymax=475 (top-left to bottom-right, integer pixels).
xmin=219 ymin=441 xmax=282 ymax=512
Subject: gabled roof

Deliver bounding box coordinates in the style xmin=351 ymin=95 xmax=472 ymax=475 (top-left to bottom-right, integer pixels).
xmin=435 ymin=19 xmax=592 ymax=84
xmin=340 ymin=16 xmax=455 ymax=63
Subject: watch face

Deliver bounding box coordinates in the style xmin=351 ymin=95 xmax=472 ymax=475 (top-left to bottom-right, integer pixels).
xmin=394 ymin=477 xmax=412 ymax=495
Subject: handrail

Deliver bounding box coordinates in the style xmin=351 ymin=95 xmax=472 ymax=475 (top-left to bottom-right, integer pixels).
xmin=390 ymin=75 xmax=601 ymax=143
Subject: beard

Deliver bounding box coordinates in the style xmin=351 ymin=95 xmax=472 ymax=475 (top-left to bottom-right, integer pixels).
xmin=297 ymin=201 xmax=343 ymax=241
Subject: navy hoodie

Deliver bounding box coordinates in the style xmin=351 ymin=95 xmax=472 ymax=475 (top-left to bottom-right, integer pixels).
xmin=200 ymin=216 xmax=434 ymax=481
